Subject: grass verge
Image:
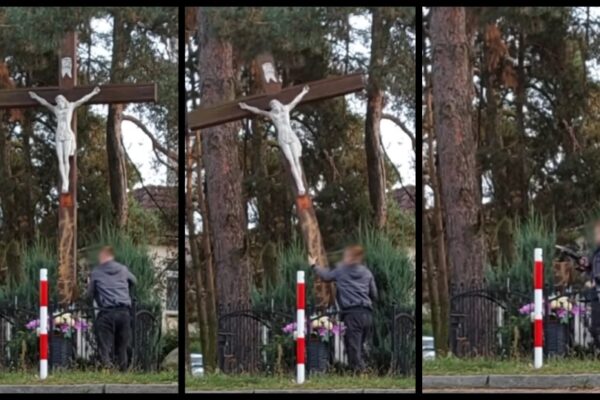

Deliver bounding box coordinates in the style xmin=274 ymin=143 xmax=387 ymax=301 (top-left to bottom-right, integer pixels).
xmin=424 ymin=357 xmax=600 ymax=375
xmin=0 ymin=370 xmax=177 ymax=385
xmin=185 ymin=373 xmax=413 ymax=391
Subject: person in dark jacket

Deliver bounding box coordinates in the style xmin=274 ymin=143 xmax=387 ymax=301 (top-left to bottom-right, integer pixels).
xmin=309 ymin=244 xmax=377 ymax=372
xmin=86 ymin=246 xmax=137 ymax=370
xmin=579 ymin=221 xmax=600 ymax=347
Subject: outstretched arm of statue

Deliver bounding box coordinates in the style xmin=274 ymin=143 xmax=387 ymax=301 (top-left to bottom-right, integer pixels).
xmin=73 ymin=86 xmax=101 ymax=108
xmin=28 ymin=91 xmax=55 ymax=112
xmin=287 ymin=85 xmax=309 ymax=110
xmin=239 ymin=102 xmax=272 ymax=118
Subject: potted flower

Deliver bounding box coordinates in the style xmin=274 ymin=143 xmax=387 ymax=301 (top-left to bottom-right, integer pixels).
xmin=283 ymin=316 xmax=345 ymax=373
xmin=26 ymin=312 xmax=89 ymax=367
xmin=519 ymin=297 xmax=585 ymax=356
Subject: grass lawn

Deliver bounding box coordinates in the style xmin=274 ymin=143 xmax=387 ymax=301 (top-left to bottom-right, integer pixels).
xmin=186 ymin=373 xmax=413 ymax=391
xmin=424 ymin=357 xmax=600 ymax=375
xmin=0 ymin=370 xmax=177 ymax=385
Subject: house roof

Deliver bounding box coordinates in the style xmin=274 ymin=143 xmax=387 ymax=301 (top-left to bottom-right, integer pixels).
xmin=393 ymin=185 xmax=416 ymax=212
xmin=132 ymin=185 xmax=178 ymax=212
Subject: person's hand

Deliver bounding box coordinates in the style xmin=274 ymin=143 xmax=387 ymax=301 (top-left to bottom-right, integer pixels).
xmin=580 ymin=256 xmax=589 ymax=267
xmin=28 ymin=91 xmax=35 ymax=98
xmin=92 ymin=86 xmax=101 ymax=95
xmin=302 ymin=85 xmax=309 ymax=93
xmin=308 ymin=255 xmax=317 ymax=267
xmin=239 ymin=102 xmax=249 ymax=110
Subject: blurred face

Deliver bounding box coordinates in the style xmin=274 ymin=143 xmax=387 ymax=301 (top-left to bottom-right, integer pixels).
xmin=343 ymin=249 xmax=360 ymax=265
xmin=98 ymin=249 xmax=113 ymax=264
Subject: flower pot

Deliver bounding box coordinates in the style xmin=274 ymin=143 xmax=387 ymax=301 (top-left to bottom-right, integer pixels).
xmin=545 ymin=320 xmax=568 ymax=356
xmin=50 ymin=335 xmax=74 ymax=368
xmin=307 ymin=338 xmax=329 ymax=373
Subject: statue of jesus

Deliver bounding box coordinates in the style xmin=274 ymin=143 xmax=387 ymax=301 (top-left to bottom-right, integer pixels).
xmin=29 ymin=87 xmax=100 ymax=193
xmin=239 ymin=85 xmax=310 ymax=195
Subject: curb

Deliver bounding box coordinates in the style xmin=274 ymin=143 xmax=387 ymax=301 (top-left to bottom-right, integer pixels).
xmin=187 ymin=389 xmax=414 ymax=393
xmin=424 ymin=374 xmax=600 ymax=389
xmin=0 ymin=384 xmax=178 ymax=394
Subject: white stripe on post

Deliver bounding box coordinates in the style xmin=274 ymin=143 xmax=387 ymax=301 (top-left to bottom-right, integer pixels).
xmin=296 ymin=271 xmax=305 ymax=384
xmin=534 ymin=248 xmax=543 ymax=369
xmin=40 ymin=268 xmax=48 ymax=380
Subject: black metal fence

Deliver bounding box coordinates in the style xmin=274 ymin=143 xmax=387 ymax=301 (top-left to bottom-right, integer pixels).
xmin=215 ymin=304 xmax=414 ymax=376
xmin=449 ymin=284 xmax=600 ymax=358
xmin=0 ymin=301 xmax=161 ymax=371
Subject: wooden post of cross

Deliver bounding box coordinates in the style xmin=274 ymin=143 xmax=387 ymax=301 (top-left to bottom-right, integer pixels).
xmin=188 ymin=53 xmax=365 ymax=308
xmin=0 ymin=32 xmax=157 ymax=305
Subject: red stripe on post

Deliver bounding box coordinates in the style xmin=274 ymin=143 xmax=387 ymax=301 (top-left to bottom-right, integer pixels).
xmin=296 ymin=337 xmax=305 ymax=364
xmin=534 ymin=261 xmax=543 ymax=289
xmin=534 ymin=319 xmax=543 ymax=347
xmin=297 ymin=283 xmax=305 ymax=310
xmin=40 ymin=281 xmax=48 ymax=307
xmin=40 ymin=333 xmax=48 ymax=359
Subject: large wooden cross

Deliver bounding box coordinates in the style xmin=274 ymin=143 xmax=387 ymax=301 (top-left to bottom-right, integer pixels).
xmin=188 ymin=53 xmax=365 ymax=308
xmin=0 ymin=32 xmax=156 ymax=305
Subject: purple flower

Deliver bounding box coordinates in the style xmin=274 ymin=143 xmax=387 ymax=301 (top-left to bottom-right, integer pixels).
xmin=332 ymin=324 xmax=345 ymax=335
xmin=318 ymin=327 xmax=328 ymax=337
xmin=283 ymin=322 xmax=297 ymax=334
xmin=25 ymin=319 xmax=40 ymax=330
xmin=572 ymin=305 xmax=586 ymax=316
xmin=519 ymin=303 xmax=534 ymax=315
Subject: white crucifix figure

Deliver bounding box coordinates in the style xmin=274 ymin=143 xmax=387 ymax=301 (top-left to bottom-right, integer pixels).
xmin=29 ymin=87 xmax=100 ymax=193
xmin=239 ymin=85 xmax=310 ymax=195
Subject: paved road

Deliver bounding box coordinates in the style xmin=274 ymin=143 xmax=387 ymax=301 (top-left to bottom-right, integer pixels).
xmin=424 ymin=374 xmax=600 ymax=391
xmin=0 ymin=384 xmax=177 ymax=394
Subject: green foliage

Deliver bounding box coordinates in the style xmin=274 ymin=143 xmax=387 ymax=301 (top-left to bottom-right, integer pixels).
xmin=158 ymin=329 xmax=179 ymax=363
xmin=0 ymin=240 xmax=57 ymax=305
xmin=486 ymin=212 xmax=556 ymax=295
xmin=357 ymin=225 xmax=414 ymax=308
xmin=252 ymin=240 xmax=314 ymax=312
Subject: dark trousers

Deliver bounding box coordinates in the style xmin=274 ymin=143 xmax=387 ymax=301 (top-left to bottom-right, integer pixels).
xmin=342 ymin=309 xmax=373 ymax=372
xmin=96 ymin=308 xmax=131 ymax=371
xmin=592 ymin=299 xmax=600 ymax=348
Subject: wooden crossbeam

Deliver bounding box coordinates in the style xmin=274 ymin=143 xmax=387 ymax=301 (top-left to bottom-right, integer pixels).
xmin=188 ymin=73 xmax=365 ymax=130
xmin=0 ymin=83 xmax=157 ymax=109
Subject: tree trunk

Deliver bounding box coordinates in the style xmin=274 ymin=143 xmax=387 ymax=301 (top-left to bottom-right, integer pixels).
xmin=431 ymin=7 xmax=485 ymax=290
xmin=194 ymin=131 xmax=218 ymax=371
xmin=185 ymin=136 xmax=210 ymax=371
xmin=426 ymin=79 xmax=450 ymax=355
xmin=198 ymin=7 xmax=256 ymax=371
xmin=365 ymin=7 xmax=389 ymax=229
xmin=106 ymin=13 xmax=130 ymax=228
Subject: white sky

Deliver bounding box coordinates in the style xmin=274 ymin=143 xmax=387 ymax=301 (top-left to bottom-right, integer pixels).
xmin=88 ymin=18 xmax=167 ymax=188
xmin=348 ymin=14 xmax=415 ymax=187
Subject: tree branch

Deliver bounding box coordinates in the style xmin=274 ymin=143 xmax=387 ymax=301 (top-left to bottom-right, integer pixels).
xmin=382 ymin=113 xmax=415 ymax=150
xmin=122 ymin=114 xmax=178 ymax=164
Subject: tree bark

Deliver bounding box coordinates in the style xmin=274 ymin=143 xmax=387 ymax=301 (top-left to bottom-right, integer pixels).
xmin=185 ymin=135 xmax=210 ymax=371
xmin=106 ymin=13 xmax=130 ymax=228
xmin=365 ymin=7 xmax=389 ymax=229
xmin=425 ymin=76 xmax=450 ymax=355
xmin=431 ymin=7 xmax=485 ymax=291
xmin=194 ymin=131 xmax=217 ymax=371
xmin=198 ymin=7 xmax=256 ymax=371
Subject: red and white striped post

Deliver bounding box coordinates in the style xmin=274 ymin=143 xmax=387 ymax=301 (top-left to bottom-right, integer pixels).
xmin=534 ymin=248 xmax=543 ymax=369
xmin=296 ymin=271 xmax=306 ymax=384
xmin=39 ymin=268 xmax=48 ymax=379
